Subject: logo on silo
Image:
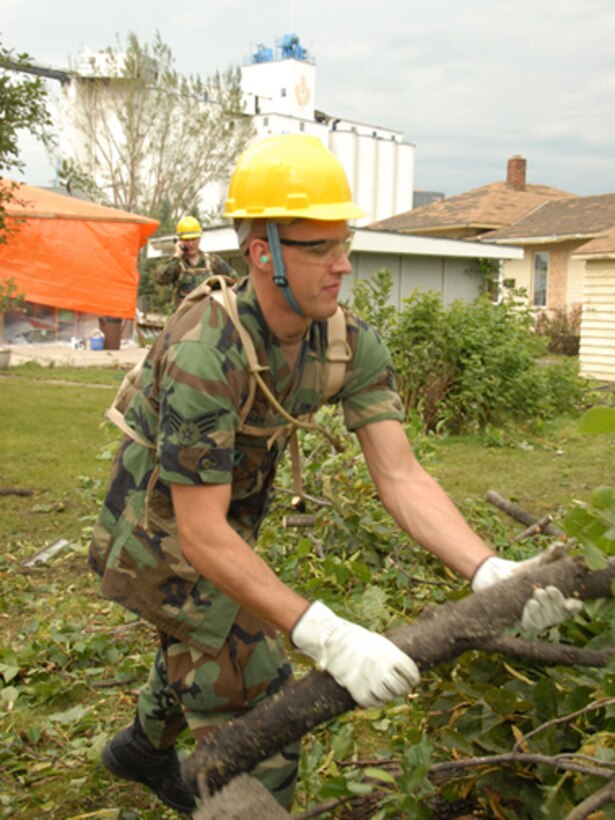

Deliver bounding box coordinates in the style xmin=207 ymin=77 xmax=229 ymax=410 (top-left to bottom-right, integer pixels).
xmin=295 ymin=75 xmax=311 ymax=110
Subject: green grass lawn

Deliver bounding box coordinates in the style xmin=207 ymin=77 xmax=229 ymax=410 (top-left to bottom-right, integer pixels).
xmin=1 ymin=364 xmax=613 ymax=818
xmin=428 ymin=418 xmax=615 ymax=519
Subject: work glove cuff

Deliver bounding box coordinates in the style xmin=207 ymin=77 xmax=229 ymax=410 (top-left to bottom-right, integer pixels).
xmin=291 ymin=601 xmax=340 ymax=666
xmin=471 ymin=556 xmax=516 ymax=592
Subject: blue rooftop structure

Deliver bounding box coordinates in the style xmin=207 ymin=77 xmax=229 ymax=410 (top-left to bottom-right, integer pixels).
xmin=248 ymin=33 xmax=314 ymax=65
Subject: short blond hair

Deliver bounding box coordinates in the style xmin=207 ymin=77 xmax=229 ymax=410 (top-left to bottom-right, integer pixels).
xmin=234 ymin=218 xmax=304 ymax=256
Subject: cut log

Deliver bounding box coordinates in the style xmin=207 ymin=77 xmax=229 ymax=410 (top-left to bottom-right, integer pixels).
xmin=485 ymin=490 xmax=565 ymax=536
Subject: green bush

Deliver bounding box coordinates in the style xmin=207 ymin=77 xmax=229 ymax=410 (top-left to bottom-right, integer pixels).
xmin=349 ymin=273 xmax=585 ymax=433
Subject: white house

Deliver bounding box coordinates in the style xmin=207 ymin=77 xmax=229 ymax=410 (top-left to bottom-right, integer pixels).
xmin=148 ymin=227 xmax=523 ymax=310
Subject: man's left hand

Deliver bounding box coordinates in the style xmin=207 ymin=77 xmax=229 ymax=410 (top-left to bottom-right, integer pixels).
xmin=471 ymin=544 xmax=583 ymax=630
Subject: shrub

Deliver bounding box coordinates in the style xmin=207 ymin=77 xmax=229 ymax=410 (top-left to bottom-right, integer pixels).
xmin=533 ymin=305 xmax=581 ymax=356
xmin=349 ymin=272 xmax=585 ymax=433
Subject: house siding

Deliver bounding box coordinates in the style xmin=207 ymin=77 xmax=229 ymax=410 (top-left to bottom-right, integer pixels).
xmin=343 ymin=252 xmax=484 ymax=308
xmin=579 ymin=259 xmax=615 ymax=381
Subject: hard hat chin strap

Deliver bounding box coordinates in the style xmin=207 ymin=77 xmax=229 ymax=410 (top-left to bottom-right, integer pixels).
xmin=266 ymin=221 xmax=305 ymax=317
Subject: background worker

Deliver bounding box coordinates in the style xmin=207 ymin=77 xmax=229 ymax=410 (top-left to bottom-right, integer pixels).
xmin=91 ymin=135 xmax=581 ymax=815
xmin=155 ymin=215 xmax=235 ymax=309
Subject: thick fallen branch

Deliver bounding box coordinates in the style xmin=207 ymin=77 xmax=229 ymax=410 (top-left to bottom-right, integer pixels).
xmin=182 ymin=556 xmax=615 ymax=796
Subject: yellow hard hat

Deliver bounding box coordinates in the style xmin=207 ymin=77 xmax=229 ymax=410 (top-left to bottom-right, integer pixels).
xmin=223 ymin=135 xmax=366 ymax=221
xmin=176 ymin=216 xmax=202 ymax=239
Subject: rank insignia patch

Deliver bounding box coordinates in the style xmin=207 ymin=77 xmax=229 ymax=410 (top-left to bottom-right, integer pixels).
xmin=167 ymin=407 xmax=229 ymax=446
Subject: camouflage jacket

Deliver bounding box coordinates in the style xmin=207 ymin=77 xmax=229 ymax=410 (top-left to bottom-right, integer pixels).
xmin=90 ymin=277 xmax=404 ymax=654
xmin=155 ymin=252 xmax=235 ymax=307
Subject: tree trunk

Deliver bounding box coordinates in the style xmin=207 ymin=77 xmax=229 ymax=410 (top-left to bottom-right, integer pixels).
xmin=181 ymin=556 xmax=615 ymax=797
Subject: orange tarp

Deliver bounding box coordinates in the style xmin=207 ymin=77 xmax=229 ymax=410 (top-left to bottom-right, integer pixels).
xmin=0 ymin=182 xmax=159 ymax=318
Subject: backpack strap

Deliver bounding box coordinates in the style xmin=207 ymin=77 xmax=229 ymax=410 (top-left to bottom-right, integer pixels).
xmin=209 ymin=276 xmax=350 ymax=517
xmin=208 ymin=275 xmax=345 ymax=451
xmin=105 ymin=359 xmax=153 ymax=449
xmin=324 ymin=306 xmax=351 ymax=400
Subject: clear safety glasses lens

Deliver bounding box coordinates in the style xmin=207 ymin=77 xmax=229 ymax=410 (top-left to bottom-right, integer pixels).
xmin=262 ymin=233 xmax=354 ymax=265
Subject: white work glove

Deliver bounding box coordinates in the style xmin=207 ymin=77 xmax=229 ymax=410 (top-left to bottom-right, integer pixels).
xmin=471 ymin=543 xmax=583 ymax=630
xmin=291 ymin=601 xmax=420 ymax=708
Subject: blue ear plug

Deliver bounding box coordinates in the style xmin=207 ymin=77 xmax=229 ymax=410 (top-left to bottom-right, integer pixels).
xmin=260 ymin=255 xmax=269 ymax=263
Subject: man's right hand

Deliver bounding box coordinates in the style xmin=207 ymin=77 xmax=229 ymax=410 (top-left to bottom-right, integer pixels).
xmin=291 ymin=601 xmax=420 ymax=708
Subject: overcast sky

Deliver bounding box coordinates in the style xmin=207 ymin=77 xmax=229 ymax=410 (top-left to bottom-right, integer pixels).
xmin=3 ymin=0 xmax=615 ymax=199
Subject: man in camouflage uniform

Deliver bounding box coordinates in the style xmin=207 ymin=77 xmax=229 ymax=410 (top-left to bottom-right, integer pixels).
xmin=91 ymin=135 xmax=581 ymax=815
xmin=155 ymin=215 xmax=235 ymax=309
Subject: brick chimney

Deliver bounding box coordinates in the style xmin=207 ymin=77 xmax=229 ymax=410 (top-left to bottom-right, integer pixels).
xmin=507 ymin=155 xmax=527 ymax=191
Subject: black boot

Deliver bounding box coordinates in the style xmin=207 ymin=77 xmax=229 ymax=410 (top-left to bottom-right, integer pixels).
xmin=101 ymin=716 xmax=196 ymax=815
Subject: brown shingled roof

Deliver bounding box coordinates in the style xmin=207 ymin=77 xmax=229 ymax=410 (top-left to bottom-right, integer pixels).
xmin=369 ymin=181 xmax=574 ymax=234
xmin=481 ymin=193 xmax=615 ymax=246
xmin=573 ymin=225 xmax=615 ymax=257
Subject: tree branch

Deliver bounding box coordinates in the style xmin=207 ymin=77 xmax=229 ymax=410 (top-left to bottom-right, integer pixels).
xmin=513 ymin=697 xmax=615 ymax=752
xmin=427 ymin=752 xmax=614 ymax=783
xmin=181 ymin=556 xmax=615 ymax=796
xmin=478 ymin=636 xmax=613 ymax=667
xmin=485 ymin=490 xmax=565 ymax=536
xmin=565 ymin=778 xmax=615 ymax=820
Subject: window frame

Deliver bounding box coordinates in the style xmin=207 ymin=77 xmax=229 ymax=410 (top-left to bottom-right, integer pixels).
xmin=532 ymin=251 xmax=549 ymax=307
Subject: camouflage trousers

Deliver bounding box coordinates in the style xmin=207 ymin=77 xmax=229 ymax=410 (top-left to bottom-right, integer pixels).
xmin=137 ymin=608 xmax=300 ymax=809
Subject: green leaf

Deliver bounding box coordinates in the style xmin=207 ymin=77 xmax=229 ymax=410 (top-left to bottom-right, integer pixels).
xmin=362 ymin=766 xmax=397 ymax=784
xmin=577 ymin=406 xmax=615 ymax=434
xmin=318 ymin=777 xmax=353 ymax=800
xmin=296 ymin=538 xmax=312 ymax=557
xmin=582 ymin=542 xmax=608 ymax=570
xmin=591 ymin=486 xmax=615 ymax=510
xmin=347 ymin=780 xmax=374 ymax=796
xmin=48 ymin=704 xmax=89 ymax=724
xmin=0 ymin=664 xmax=20 ymax=683
xmin=564 ymin=507 xmax=615 ymax=555
xmin=483 ymin=686 xmax=521 ymax=715
xmin=1 ymin=686 xmax=20 ymax=705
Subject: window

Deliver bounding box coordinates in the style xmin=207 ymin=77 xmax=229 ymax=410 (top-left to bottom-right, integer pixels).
xmin=533 ymin=251 xmax=549 ymax=307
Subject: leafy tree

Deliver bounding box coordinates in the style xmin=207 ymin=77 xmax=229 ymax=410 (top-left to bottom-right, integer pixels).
xmin=59 ymin=31 xmax=253 ymax=220
xmin=0 ymin=40 xmax=52 ymax=241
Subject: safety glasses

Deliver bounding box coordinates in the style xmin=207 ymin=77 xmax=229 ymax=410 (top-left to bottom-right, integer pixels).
xmin=259 ymin=231 xmax=354 ymax=265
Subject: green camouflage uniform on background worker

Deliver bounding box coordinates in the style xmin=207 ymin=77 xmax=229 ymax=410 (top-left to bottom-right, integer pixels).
xmin=155 ymin=215 xmax=235 ymax=308
xmin=91 ymin=135 xmax=583 ymax=816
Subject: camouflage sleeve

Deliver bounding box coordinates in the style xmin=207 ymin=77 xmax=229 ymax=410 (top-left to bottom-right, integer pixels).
xmin=156 ymin=338 xmax=247 ymax=486
xmin=155 ymin=257 xmax=181 ymax=285
xmin=340 ymin=317 xmax=404 ymax=431
xmin=209 ymin=254 xmax=238 ymax=278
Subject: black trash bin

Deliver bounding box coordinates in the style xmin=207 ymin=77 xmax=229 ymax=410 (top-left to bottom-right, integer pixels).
xmin=99 ymin=317 xmax=123 ymax=350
